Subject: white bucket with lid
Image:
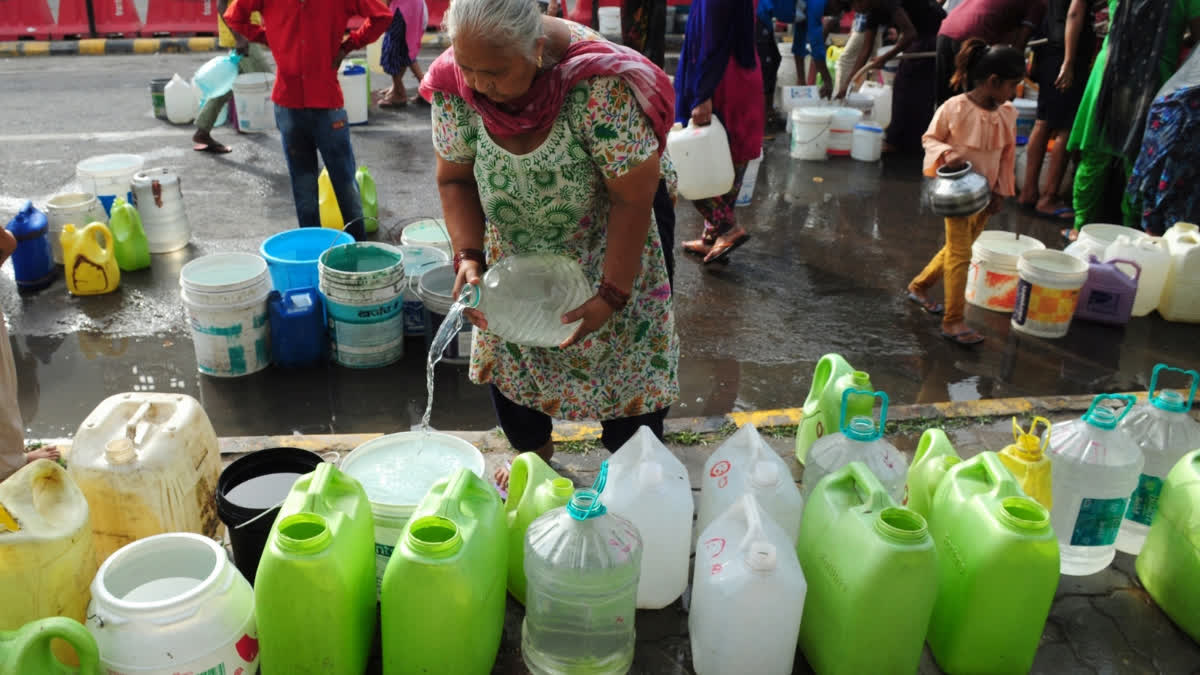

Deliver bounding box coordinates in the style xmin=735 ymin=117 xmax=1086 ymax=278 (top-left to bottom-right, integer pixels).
xmin=86 ymin=533 xmax=258 ymax=675
xmin=339 ymin=432 xmax=486 ymax=596
xmin=966 ymin=231 xmax=1046 ymax=313
xmin=827 ymin=107 xmax=864 ymax=156
xmin=76 ymin=154 xmax=144 ymax=215
xmin=791 ymin=108 xmax=833 ymax=161
xmin=400 ymin=218 xmax=452 ymax=256
xmin=131 ymin=167 xmax=190 ymax=253
xmin=1064 ymin=223 xmax=1149 ymax=262
xmin=180 ymin=253 xmax=272 ymax=377
xmin=233 ymin=72 xmax=275 ymax=134
xmin=850 ymin=123 xmax=884 ymax=162
xmin=1012 ymin=250 xmax=1090 ymax=338
xmin=44 ymin=192 xmax=108 ymax=264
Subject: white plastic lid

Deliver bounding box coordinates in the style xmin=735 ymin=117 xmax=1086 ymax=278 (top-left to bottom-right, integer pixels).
xmin=745 ymin=541 xmax=778 ymax=572
xmin=105 ymin=438 xmax=136 ymax=464
xmin=750 ymin=461 xmax=780 ymax=488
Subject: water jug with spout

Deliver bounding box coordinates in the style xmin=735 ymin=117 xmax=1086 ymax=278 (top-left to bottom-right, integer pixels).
xmin=1159 ymin=222 xmax=1200 ymax=322
xmin=998 ymin=416 xmax=1054 ymax=509
xmin=667 ymin=118 xmax=735 ymax=200
xmin=194 ymin=51 xmax=242 ymax=97
xmin=903 ymin=427 xmax=961 ymax=518
xmin=504 ymin=452 xmax=573 ymax=604
xmin=5 ymin=201 xmax=54 ymax=291
xmin=463 ymin=254 xmax=594 ymax=348
xmin=357 ymin=166 xmax=378 ymax=233
xmin=795 ymin=354 xmax=873 ymax=464
xmin=163 ymin=74 xmax=195 ymax=125
xmin=60 ymin=223 xmax=120 ymax=295
xmin=699 ymin=423 xmax=804 ymax=543
xmin=1105 ymin=235 xmax=1169 ymax=317
xmin=803 ymin=389 xmax=907 ymax=502
xmin=107 ymin=198 xmax=150 ymax=272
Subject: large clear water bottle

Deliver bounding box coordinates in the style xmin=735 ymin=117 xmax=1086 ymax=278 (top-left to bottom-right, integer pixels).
xmin=803 ymin=389 xmax=908 ymax=503
xmin=1048 ymin=394 xmax=1144 ymax=576
xmin=523 ymin=464 xmax=642 ymax=675
xmin=464 ymin=254 xmax=594 ymax=348
xmin=1116 ymin=364 xmax=1200 ymax=554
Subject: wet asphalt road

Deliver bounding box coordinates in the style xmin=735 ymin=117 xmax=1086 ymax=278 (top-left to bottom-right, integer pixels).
xmin=2 ymin=53 xmax=1197 ymax=439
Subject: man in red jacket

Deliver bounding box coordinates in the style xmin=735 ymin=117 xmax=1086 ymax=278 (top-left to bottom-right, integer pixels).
xmin=225 ymin=0 xmax=392 ymax=240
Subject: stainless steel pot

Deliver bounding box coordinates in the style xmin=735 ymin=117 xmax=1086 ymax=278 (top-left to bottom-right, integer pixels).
xmin=927 ymin=162 xmax=991 ymax=217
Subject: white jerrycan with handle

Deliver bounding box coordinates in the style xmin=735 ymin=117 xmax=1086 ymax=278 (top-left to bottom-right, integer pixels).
xmin=698 ymin=424 xmax=804 ymax=543
xmin=667 ymin=117 xmax=735 ymax=200
xmin=164 ymin=74 xmax=195 ymax=125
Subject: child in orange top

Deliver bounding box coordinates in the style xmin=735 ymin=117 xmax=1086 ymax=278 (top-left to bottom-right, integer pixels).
xmin=907 ymin=39 xmax=1024 ymax=345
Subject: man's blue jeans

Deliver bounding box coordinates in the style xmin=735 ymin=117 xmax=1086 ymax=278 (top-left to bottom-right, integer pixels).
xmin=274 ymin=105 xmax=366 ymax=240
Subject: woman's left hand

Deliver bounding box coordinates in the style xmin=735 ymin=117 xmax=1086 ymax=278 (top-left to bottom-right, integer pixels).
xmin=558 ymin=296 xmax=616 ymax=348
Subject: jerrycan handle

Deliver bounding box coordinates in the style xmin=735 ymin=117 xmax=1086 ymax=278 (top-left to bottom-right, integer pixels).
xmin=12 ymin=617 xmax=101 ymax=674
xmin=1082 ymin=394 xmax=1137 ymax=430
xmin=737 ymin=493 xmax=767 ymax=552
xmin=844 ymin=462 xmax=892 ymax=513
xmin=839 ymin=389 xmax=888 ymax=441
xmin=301 ymin=461 xmax=337 ymax=513
xmin=978 ymin=451 xmax=1019 ymax=492
xmin=1149 ymin=363 xmax=1199 ymax=412
xmin=1103 ymin=257 xmax=1142 ymax=284
xmin=1012 ymin=416 xmax=1051 ymax=453
xmin=84 ymin=223 xmax=114 ymax=255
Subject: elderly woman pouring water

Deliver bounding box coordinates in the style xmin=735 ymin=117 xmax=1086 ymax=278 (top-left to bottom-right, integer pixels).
xmin=421 ymin=0 xmax=679 ymax=480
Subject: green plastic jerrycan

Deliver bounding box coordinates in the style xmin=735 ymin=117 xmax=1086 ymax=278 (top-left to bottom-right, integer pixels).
xmin=1136 ymin=449 xmax=1200 ymax=642
xmin=796 ymin=461 xmax=938 ymax=675
xmin=255 ymin=462 xmax=376 ymax=675
xmin=926 ymin=452 xmax=1059 ymax=674
xmin=107 ymin=198 xmax=150 ymax=272
xmin=796 ymin=354 xmax=872 ymax=465
xmin=504 ymin=452 xmax=574 ymax=604
xmin=904 ymin=428 xmax=961 ymax=518
xmin=997 ymin=416 xmax=1054 ymax=510
xmin=356 ymin=166 xmax=378 ymax=233
xmin=0 ymin=617 xmax=100 ymax=675
xmin=381 ymin=467 xmax=507 ymax=675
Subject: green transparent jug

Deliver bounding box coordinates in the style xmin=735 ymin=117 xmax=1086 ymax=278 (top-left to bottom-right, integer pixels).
xmin=381 ymin=467 xmax=507 ymax=675
xmin=926 ymin=452 xmax=1059 ymax=674
xmin=796 ymin=462 xmax=938 ymax=675
xmin=1136 ymin=449 xmax=1200 ymax=642
xmin=107 ymin=198 xmax=150 ymax=272
xmin=356 ymin=166 xmax=378 ymax=234
xmin=504 ymin=452 xmax=573 ymax=604
xmin=0 ymin=617 xmax=100 ymax=675
xmin=997 ymin=416 xmax=1053 ymax=510
xmin=255 ymin=462 xmax=376 ymax=675
xmin=904 ymin=428 xmax=961 ymax=518
xmin=795 ymin=354 xmax=873 ymax=465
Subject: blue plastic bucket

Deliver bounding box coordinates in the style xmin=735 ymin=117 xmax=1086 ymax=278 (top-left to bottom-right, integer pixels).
xmin=318 ymin=243 xmax=406 ymax=369
xmin=261 ymin=228 xmax=354 ymax=292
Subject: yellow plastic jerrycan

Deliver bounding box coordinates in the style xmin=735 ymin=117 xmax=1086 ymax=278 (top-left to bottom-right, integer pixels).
xmin=505 ymin=452 xmax=574 ymax=604
xmin=60 ymin=223 xmax=120 ymax=296
xmin=0 ymin=460 xmax=97 ymax=664
xmin=0 ymin=617 xmax=101 ymax=675
xmin=319 ymin=168 xmax=344 ymax=231
xmin=904 ymin=428 xmax=961 ymax=518
xmin=998 ymin=416 xmax=1053 ymax=509
xmin=796 ymin=354 xmax=872 ymax=464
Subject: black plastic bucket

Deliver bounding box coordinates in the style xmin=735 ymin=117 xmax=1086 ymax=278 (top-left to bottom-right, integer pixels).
xmin=217 ymin=447 xmax=324 ymax=584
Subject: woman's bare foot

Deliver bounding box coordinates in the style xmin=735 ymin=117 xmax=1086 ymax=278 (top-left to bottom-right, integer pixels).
xmin=494 ymin=440 xmax=555 ymax=491
xmin=25 ymin=446 xmax=60 ymax=464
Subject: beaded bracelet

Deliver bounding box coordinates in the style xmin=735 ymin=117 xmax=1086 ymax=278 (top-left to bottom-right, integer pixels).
xmin=597 ymin=279 xmax=631 ymax=311
xmin=453 ymin=248 xmax=487 ymax=274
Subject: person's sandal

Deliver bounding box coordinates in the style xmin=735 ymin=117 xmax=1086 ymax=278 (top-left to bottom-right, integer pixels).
xmin=703 ymin=231 xmax=751 ymax=264
xmin=941 ymin=328 xmax=985 ymax=345
xmin=683 ymin=222 xmax=720 ymax=258
xmin=905 ymin=289 xmax=944 ymax=314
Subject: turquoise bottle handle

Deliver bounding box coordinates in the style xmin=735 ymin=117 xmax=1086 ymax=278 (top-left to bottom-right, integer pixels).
xmin=1082 ymin=394 xmax=1137 ymax=430
xmin=1149 ymin=363 xmax=1199 ymax=413
xmin=839 ymin=388 xmax=889 ymax=441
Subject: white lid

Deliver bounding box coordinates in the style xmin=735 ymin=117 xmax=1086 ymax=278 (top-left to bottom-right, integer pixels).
xmin=398 ymin=245 xmax=451 ymax=277
xmin=973 ymin=231 xmax=1045 ymax=258
xmin=179 ymin=253 xmax=268 ymax=293
xmin=750 ymin=461 xmax=781 ymax=488
xmin=76 ymin=153 xmax=145 ymax=178
xmin=1018 ymin=249 xmax=1090 ymax=277
xmin=745 ymin=541 xmax=778 ymax=572
xmin=402 ymin=219 xmax=451 ymax=245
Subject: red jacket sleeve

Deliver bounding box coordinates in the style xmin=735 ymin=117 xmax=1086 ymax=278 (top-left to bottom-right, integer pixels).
xmin=344 ymin=0 xmax=394 ymax=51
xmin=224 ymin=0 xmax=267 ymax=45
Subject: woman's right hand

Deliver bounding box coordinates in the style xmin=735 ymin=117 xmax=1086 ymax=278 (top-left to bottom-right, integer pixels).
xmin=1055 ymin=60 xmax=1074 ymax=91
xmin=453 ymin=260 xmax=488 ymax=329
xmin=691 ymin=99 xmax=713 ymax=126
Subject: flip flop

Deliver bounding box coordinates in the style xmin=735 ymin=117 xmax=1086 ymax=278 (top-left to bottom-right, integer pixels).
xmin=1035 ymin=206 xmax=1074 ymax=221
xmin=193 ymin=142 xmax=232 ymax=154
xmin=704 ymin=233 xmax=751 ymax=264
xmin=905 ymin=290 xmax=944 ymax=314
xmin=941 ymin=328 xmax=985 ymax=345
xmin=377 ymin=98 xmax=409 ymax=109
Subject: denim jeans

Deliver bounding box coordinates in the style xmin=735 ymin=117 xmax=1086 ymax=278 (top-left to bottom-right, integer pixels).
xmin=274 ymin=105 xmax=366 ymax=240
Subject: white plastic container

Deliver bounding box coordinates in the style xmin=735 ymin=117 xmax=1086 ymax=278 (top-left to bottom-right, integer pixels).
xmin=777 ymin=45 xmax=798 ymax=88
xmin=876 ymin=47 xmax=898 ymax=86
xmin=44 ymin=192 xmax=108 ymax=264
xmin=698 ymin=424 xmax=804 ymax=543
xmin=858 ymin=81 xmax=892 ymax=129
xmin=1013 ymin=98 xmax=1037 ymax=140
xmin=398 ymin=244 xmax=450 ymax=336
xmin=1063 ymin=223 xmax=1149 ymax=262
xmin=87 ymin=533 xmax=259 ymax=675
xmin=233 ymin=72 xmax=275 ymax=133
xmin=691 ymin=494 xmax=806 ymax=675
xmin=1047 ymin=395 xmax=1144 ymax=576
xmin=1116 ymin=365 xmax=1200 ymax=554
xmin=163 ymin=73 xmax=195 ymax=125
xmin=804 ymin=389 xmax=908 ymax=503
xmin=850 ymin=123 xmax=884 ymax=162
xmin=1159 ymin=222 xmax=1200 ymax=322
xmin=180 ymin=253 xmax=272 ymax=377
xmin=667 ymin=118 xmax=736 ymax=200
xmin=339 ymin=431 xmax=486 ymax=596
xmin=76 ymin=153 xmax=144 ymax=214
xmin=400 ymin=218 xmax=452 ymax=256
xmin=735 ymin=154 xmax=763 ymax=207
xmin=791 ymin=108 xmax=833 ymax=161
xmin=69 ymin=392 xmax=223 ymax=564
xmin=0 ymin=460 xmax=97 ymax=646
xmin=827 ymin=107 xmax=864 ymax=157
xmin=781 ymin=85 xmax=822 ymax=123
xmin=1104 ymin=235 xmax=1170 ymax=317
xmin=598 ymin=6 xmax=621 ymax=34
xmin=1012 ymin=250 xmax=1090 ymax=338
xmin=602 ymin=427 xmax=694 ymax=609
xmin=338 ymin=62 xmax=369 ymax=125
xmin=463 ymin=254 xmax=594 ymax=348
xmin=966 ymin=231 xmax=1046 ymax=313
xmin=131 ymin=167 xmax=190 ymax=253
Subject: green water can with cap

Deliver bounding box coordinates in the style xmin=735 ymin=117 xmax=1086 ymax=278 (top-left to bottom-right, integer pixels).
xmin=796 ymin=462 xmax=938 ymax=675
xmin=504 ymin=452 xmax=574 ymax=604
xmin=254 ymin=462 xmax=376 ymax=675
xmin=926 ymin=452 xmax=1060 ymax=674
xmin=381 ymin=467 xmax=506 ymax=675
xmin=998 ymin=416 xmax=1054 ymax=510
xmin=796 ymin=354 xmax=873 ymax=464
xmin=1135 ymin=449 xmax=1200 ymax=642
xmin=903 ymin=428 xmax=961 ymax=519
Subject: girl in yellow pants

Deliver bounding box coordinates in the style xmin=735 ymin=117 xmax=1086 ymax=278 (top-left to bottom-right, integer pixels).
xmin=907 ymin=39 xmax=1023 ymax=345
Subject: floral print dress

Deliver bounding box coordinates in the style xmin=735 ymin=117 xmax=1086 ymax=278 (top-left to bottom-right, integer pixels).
xmin=431 ymin=75 xmax=680 ymax=421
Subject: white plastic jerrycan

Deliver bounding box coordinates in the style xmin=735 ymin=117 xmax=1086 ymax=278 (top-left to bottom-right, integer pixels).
xmin=164 ymin=74 xmax=195 ymax=125
xmin=1160 ymin=222 xmax=1200 ymax=322
xmin=698 ymin=424 xmax=804 ymax=543
xmin=666 ymin=117 xmax=735 ymax=201
xmin=69 ymin=393 xmax=222 ymax=564
xmin=691 ymin=494 xmax=806 ymax=675
xmin=1105 ymin=235 xmax=1170 ymax=317
xmin=602 ymin=427 xmax=694 ymax=609
xmin=804 ymin=389 xmax=908 ymax=503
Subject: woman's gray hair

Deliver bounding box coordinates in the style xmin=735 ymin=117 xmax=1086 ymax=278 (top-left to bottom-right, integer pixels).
xmin=445 ymin=0 xmax=546 ymax=58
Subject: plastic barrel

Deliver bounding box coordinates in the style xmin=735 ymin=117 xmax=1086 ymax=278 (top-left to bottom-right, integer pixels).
xmin=216 ymin=448 xmax=324 ymax=585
